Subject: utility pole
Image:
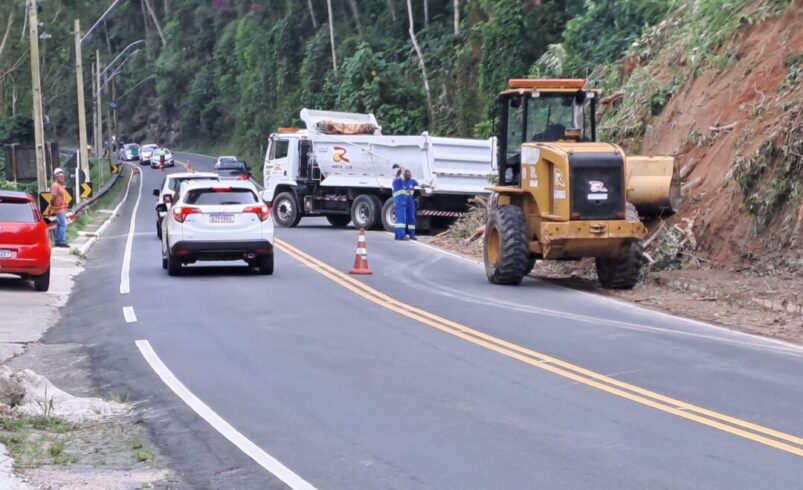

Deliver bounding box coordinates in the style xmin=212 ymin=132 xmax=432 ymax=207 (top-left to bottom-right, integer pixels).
xmin=28 ymin=0 xmax=47 ymax=193
xmin=95 ymin=49 xmax=102 ymax=164
xmin=91 ymin=60 xmax=97 ymax=163
xmin=74 ymin=19 xmax=90 ymax=179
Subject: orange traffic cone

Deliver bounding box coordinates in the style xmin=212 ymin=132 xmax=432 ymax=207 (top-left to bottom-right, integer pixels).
xmin=349 ymin=228 xmax=373 ymax=275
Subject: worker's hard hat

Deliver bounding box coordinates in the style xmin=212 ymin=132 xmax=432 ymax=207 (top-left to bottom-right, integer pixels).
xmin=54 ymin=167 xmax=64 ymax=176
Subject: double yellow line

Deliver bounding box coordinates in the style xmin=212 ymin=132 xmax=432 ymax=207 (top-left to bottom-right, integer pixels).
xmin=275 ymin=238 xmax=803 ymax=458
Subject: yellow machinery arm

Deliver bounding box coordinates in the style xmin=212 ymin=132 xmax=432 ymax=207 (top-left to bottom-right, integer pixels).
xmin=625 ymin=155 xmax=681 ymax=217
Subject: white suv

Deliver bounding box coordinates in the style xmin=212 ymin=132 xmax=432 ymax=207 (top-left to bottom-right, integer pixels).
xmin=158 ymin=181 xmax=274 ymax=276
xmin=153 ymin=172 xmax=220 ymax=239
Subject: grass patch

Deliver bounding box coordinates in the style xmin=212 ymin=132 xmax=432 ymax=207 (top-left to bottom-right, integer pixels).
xmin=129 ymin=439 xmax=153 ymax=462
xmin=0 ymin=415 xmax=78 ymax=469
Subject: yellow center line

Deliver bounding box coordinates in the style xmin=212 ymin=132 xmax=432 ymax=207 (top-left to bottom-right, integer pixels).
xmin=275 ymin=239 xmax=803 ymax=457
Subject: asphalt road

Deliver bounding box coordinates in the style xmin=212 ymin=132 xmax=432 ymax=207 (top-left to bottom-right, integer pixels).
xmin=43 ymin=152 xmax=803 ymax=489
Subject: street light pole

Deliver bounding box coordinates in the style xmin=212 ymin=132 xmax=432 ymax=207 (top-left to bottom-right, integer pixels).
xmin=74 ymin=19 xmax=90 ymax=179
xmin=28 ymin=0 xmax=47 ymax=193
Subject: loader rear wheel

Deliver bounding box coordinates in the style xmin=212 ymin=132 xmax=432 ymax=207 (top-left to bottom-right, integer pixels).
xmin=484 ymin=205 xmax=529 ymax=285
xmin=595 ymin=242 xmax=644 ymax=290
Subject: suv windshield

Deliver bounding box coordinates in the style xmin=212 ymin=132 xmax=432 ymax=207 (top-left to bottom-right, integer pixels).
xmin=184 ymin=188 xmax=256 ymax=205
xmin=0 ymin=201 xmax=35 ymax=223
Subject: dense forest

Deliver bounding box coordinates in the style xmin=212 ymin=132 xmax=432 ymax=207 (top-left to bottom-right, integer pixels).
xmin=0 ymin=0 xmax=686 ymax=154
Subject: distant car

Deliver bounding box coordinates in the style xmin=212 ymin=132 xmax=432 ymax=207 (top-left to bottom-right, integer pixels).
xmin=118 ymin=143 xmax=140 ymax=162
xmin=0 ymin=191 xmax=52 ymax=291
xmin=158 ymin=180 xmax=273 ymax=276
xmin=153 ymin=172 xmax=220 ymax=239
xmin=140 ymin=144 xmax=159 ymax=165
xmin=150 ymin=149 xmax=175 ymax=168
xmin=216 ymin=160 xmax=251 ymax=180
xmin=215 ymin=156 xmax=238 ymax=169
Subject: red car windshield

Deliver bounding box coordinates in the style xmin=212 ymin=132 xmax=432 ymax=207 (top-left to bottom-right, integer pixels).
xmin=0 ymin=201 xmax=36 ymax=223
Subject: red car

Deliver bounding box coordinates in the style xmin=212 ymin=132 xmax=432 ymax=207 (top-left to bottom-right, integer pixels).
xmin=0 ymin=190 xmax=52 ymax=291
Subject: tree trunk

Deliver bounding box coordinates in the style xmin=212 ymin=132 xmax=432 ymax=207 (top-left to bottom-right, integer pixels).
xmin=327 ymin=0 xmax=337 ymax=72
xmin=141 ymin=0 xmax=151 ymax=37
xmin=143 ymin=0 xmax=167 ymax=46
xmin=423 ymin=0 xmax=429 ymax=27
xmin=164 ymin=0 xmax=170 ymax=16
xmin=347 ymin=0 xmax=363 ymax=37
xmin=307 ymin=0 xmax=318 ymax=29
xmin=385 ymin=0 xmax=397 ymax=22
xmin=406 ymin=0 xmax=434 ymax=128
xmin=0 ymin=11 xmax=13 ymax=60
xmin=453 ymin=0 xmax=459 ymax=35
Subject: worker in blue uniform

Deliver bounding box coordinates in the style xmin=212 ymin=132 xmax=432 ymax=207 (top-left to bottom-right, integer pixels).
xmin=391 ymin=166 xmax=418 ymax=240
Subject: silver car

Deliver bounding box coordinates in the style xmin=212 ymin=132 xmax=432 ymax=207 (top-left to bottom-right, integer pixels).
xmin=140 ymin=144 xmax=159 ymax=165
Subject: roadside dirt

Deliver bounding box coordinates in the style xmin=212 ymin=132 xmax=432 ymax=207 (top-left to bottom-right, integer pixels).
xmin=424 ymin=235 xmax=803 ymax=345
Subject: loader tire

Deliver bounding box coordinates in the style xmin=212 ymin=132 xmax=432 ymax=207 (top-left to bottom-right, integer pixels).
xmin=595 ymin=242 xmax=644 ymax=290
xmin=484 ymin=205 xmax=529 ymax=285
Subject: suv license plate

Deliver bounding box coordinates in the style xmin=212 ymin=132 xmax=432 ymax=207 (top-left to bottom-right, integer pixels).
xmin=209 ymin=213 xmax=234 ymax=224
xmin=0 ymin=249 xmax=12 ymax=258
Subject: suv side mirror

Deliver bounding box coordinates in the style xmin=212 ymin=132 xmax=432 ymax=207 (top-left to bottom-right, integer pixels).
xmin=153 ymin=189 xmax=159 ymax=197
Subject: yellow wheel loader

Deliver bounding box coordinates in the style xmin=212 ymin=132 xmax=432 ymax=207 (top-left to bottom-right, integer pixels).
xmin=484 ymin=79 xmax=681 ymax=289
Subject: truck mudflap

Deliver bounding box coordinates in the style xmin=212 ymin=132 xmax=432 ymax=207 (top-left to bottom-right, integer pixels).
xmin=418 ymin=210 xmax=464 ymax=218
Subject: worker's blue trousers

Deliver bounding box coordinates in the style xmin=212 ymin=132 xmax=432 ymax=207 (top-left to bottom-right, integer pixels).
xmin=394 ymin=197 xmax=416 ymax=240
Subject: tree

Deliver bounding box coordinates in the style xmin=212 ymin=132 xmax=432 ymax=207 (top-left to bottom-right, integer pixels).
xmin=406 ymin=0 xmax=433 ymax=127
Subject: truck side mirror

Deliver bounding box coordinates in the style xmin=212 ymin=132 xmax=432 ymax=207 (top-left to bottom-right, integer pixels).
xmin=152 ymin=189 xmax=159 ymax=197
xmin=155 ymin=203 xmax=167 ymax=213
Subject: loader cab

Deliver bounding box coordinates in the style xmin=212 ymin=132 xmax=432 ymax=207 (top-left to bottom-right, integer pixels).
xmin=495 ymin=79 xmax=597 ymax=186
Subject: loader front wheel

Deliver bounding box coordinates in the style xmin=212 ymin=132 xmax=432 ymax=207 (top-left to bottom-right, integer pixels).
xmin=595 ymin=242 xmax=644 ymax=290
xmin=484 ymin=205 xmax=529 ymax=285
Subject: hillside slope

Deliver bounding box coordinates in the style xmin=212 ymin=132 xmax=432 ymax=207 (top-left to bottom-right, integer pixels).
xmin=605 ymin=0 xmax=802 ymax=273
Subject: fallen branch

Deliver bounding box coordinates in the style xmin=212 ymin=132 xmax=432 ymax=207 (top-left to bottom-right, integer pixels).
xmin=709 ymin=122 xmax=736 ymax=134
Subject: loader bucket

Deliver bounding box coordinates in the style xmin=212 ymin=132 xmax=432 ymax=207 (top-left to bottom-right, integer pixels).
xmin=625 ymin=155 xmax=681 ymax=217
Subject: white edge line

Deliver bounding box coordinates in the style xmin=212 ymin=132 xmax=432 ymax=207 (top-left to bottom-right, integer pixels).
xmin=122 ymin=306 xmax=137 ymax=323
xmin=75 ymin=169 xmax=135 ymax=257
xmin=134 ymin=340 xmax=317 ymax=490
xmin=119 ymin=169 xmax=143 ymax=295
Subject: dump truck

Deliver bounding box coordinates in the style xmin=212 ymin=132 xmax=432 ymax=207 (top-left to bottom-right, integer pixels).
xmin=262 ymin=109 xmax=496 ymax=231
xmin=484 ymin=78 xmax=680 ymax=289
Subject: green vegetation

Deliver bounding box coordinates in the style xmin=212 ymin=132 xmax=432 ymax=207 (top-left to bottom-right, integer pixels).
xmin=0 ymin=415 xmax=78 ymax=468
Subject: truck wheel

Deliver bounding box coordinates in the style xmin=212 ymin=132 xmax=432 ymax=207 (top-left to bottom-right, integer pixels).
xmin=32 ymin=268 xmax=50 ymax=292
xmin=381 ymin=198 xmax=396 ymax=233
xmin=595 ymin=242 xmax=644 ymax=289
xmin=272 ymin=192 xmax=302 ymax=227
xmin=351 ymin=195 xmax=382 ymax=230
xmin=484 ymin=205 xmax=529 ymax=285
xmin=325 ymin=215 xmax=351 ymax=227
xmin=258 ymin=252 xmax=274 ymax=275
